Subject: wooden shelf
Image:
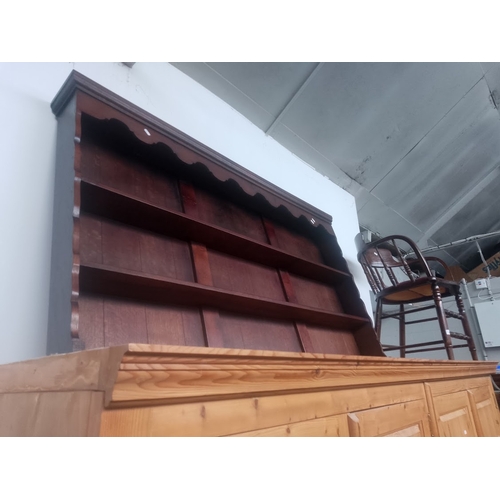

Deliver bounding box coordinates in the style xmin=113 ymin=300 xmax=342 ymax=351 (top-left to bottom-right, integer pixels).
xmin=79 ymin=263 xmax=369 ymax=330
xmin=48 ymin=74 xmax=383 ymax=357
xmin=80 ymin=180 xmax=351 ymax=286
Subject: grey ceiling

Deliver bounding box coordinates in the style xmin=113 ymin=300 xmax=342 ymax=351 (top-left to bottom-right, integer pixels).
xmin=171 ymin=62 xmax=500 ymax=271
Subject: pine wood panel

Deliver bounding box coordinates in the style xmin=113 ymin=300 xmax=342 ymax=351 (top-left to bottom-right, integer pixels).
xmin=424 ymin=376 xmax=489 ymax=397
xmin=467 ymin=385 xmax=500 ymax=436
xmin=423 ymin=380 xmax=494 ymax=437
xmin=0 ymin=391 xmax=101 ymax=437
xmin=107 ymin=345 xmax=495 ymax=407
xmin=0 ymin=344 xmax=497 ymax=437
xmin=87 ymin=392 xmax=105 ymax=436
xmin=233 ymin=415 xmax=350 ymax=437
xmin=347 ymin=399 xmax=432 ymax=437
xmin=100 ymin=382 xmax=427 ymax=437
xmin=431 ymin=390 xmax=478 ymax=437
xmin=1 ymin=345 xmax=492 ymax=405
xmin=80 ymin=133 xmax=182 ymax=212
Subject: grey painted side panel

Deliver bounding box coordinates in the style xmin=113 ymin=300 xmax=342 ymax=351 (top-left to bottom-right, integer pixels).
xmin=46 ymin=96 xmax=76 ymax=355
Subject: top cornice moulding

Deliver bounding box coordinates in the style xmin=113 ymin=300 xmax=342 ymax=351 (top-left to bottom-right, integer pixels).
xmin=51 ymin=70 xmax=334 ymax=232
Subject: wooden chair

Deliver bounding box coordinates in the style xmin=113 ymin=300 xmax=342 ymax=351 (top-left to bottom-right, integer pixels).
xmin=492 ymin=374 xmax=500 ymax=407
xmin=357 ymin=235 xmax=478 ymax=360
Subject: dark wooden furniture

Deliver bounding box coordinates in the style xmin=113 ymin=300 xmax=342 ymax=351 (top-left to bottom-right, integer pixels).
xmin=493 ymin=374 xmax=500 ymax=407
xmin=47 ymin=71 xmax=383 ymax=357
xmin=0 ymin=345 xmax=498 ymax=436
xmin=357 ymin=235 xmax=478 ymax=360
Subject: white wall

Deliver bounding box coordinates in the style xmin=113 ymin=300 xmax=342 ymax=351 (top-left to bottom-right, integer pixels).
xmin=465 ymin=277 xmax=500 ymax=363
xmin=0 ymin=62 xmax=371 ymax=364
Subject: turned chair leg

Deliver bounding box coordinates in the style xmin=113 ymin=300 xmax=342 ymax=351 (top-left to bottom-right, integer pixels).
xmin=431 ymin=280 xmax=455 ymax=360
xmin=455 ymin=291 xmax=478 ymax=361
xmin=399 ymin=304 xmax=406 ymax=358
xmin=375 ymin=299 xmax=383 ymax=341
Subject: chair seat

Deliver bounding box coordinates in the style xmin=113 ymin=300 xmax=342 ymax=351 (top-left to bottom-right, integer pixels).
xmin=378 ymin=278 xmax=460 ymax=304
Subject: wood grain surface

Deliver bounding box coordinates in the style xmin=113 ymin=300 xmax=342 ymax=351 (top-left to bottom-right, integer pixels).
xmin=100 ymin=382 xmax=426 ymax=437
xmin=105 ymin=344 xmax=496 ymax=407
xmin=0 ymin=345 xmax=497 ymax=436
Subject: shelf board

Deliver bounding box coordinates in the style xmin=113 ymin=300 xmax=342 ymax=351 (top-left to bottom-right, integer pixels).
xmin=79 ymin=263 xmax=370 ymax=331
xmin=80 ymin=180 xmax=350 ymax=286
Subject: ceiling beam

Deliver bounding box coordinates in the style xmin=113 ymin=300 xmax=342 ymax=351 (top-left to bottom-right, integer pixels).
xmin=416 ymin=164 xmax=500 ymax=247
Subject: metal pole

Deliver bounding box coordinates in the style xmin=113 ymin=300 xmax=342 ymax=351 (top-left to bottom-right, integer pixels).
xmin=406 ymin=230 xmax=500 ymax=255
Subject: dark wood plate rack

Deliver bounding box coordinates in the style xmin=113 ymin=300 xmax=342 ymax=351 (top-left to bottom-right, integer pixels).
xmin=47 ymin=71 xmax=383 ymax=357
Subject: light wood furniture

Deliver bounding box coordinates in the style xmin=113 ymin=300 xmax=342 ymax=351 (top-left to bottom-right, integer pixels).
xmin=0 ymin=344 xmax=498 ymax=437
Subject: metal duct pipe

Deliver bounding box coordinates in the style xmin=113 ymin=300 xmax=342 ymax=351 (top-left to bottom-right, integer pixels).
xmin=406 ymin=229 xmax=500 ymax=255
